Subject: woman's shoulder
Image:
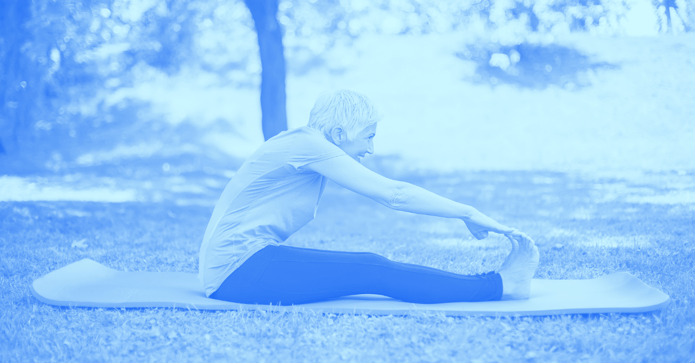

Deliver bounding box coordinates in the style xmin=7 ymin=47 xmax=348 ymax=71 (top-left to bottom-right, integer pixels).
xmin=267 ymin=126 xmax=336 ymax=149
xmin=274 ymin=126 xmax=323 ymax=140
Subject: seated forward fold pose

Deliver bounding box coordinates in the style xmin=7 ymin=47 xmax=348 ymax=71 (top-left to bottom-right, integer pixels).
xmin=199 ymin=90 xmax=540 ymax=305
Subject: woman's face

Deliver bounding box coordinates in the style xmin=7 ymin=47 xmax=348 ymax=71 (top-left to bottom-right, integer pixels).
xmin=334 ymin=123 xmax=377 ymax=163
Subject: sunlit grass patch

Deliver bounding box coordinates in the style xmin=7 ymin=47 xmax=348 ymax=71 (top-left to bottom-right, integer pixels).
xmin=1 ymin=171 xmax=694 ymax=362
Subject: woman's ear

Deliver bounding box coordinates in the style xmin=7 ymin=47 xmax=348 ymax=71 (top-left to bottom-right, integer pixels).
xmin=329 ymin=127 xmax=345 ymax=145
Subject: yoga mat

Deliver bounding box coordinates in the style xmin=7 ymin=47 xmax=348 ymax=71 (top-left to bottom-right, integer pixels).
xmin=31 ymin=259 xmax=670 ymax=317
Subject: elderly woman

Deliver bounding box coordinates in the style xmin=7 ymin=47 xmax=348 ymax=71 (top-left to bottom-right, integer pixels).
xmin=199 ymin=90 xmax=539 ymax=305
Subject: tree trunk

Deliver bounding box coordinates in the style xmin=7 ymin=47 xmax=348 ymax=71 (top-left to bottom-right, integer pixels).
xmin=244 ymin=0 xmax=288 ymax=141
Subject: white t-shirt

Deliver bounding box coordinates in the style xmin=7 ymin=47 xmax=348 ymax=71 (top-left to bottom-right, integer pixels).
xmin=198 ymin=126 xmax=346 ymax=297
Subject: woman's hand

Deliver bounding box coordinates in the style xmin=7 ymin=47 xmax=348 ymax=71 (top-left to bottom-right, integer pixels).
xmin=464 ymin=220 xmax=490 ymax=240
xmin=463 ymin=210 xmax=516 ymax=240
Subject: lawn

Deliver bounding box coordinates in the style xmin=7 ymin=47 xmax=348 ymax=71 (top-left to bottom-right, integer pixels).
xmin=1 ymin=170 xmax=694 ymax=362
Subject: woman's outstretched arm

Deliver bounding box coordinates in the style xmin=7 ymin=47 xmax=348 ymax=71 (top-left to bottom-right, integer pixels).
xmin=305 ymin=155 xmax=515 ymax=238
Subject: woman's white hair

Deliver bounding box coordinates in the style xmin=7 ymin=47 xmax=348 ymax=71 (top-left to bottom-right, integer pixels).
xmin=307 ymin=90 xmax=380 ymax=141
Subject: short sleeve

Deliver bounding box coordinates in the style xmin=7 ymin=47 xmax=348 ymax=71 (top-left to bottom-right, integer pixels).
xmin=285 ymin=128 xmax=346 ymax=172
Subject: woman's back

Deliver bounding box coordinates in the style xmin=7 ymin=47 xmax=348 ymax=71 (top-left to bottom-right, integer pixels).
xmin=198 ymin=126 xmax=345 ymax=297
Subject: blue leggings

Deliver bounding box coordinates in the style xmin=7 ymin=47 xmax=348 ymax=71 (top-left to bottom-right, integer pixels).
xmin=210 ymin=245 xmax=503 ymax=305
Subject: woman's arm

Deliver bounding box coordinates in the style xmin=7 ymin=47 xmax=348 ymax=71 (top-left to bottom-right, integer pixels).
xmin=305 ymin=155 xmax=515 ymax=238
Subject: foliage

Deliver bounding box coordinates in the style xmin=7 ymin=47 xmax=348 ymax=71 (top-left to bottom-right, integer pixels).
xmin=0 ymin=0 xmax=691 ymax=173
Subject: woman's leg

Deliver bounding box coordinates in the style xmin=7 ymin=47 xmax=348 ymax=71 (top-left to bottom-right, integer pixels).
xmin=210 ymin=245 xmax=503 ymax=305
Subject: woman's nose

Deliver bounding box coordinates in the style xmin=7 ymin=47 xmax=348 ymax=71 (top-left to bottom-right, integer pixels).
xmin=367 ymin=140 xmax=374 ymax=154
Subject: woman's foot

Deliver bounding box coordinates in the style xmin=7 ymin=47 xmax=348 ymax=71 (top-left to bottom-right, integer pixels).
xmin=497 ymin=234 xmax=539 ymax=300
xmin=496 ymin=234 xmax=520 ymax=273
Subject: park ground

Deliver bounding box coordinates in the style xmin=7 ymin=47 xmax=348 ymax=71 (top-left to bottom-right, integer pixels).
xmin=1 ymin=168 xmax=694 ymax=362
xmin=1 ymin=25 xmax=694 ymax=363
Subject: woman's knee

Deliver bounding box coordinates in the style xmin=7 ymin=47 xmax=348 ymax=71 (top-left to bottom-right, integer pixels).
xmin=357 ymin=251 xmax=391 ymax=265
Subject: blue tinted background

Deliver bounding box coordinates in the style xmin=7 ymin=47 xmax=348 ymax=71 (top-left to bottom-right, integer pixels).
xmin=1 ymin=0 xmax=693 ymax=204
xmin=1 ymin=1 xmax=695 ymax=361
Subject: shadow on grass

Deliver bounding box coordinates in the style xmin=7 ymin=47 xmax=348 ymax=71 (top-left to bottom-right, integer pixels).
xmin=458 ymin=43 xmax=618 ymax=90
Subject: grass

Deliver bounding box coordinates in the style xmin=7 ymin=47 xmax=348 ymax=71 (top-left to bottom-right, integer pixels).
xmin=1 ymin=170 xmax=694 ymax=362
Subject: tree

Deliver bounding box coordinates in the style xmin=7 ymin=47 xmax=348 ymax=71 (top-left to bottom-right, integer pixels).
xmin=0 ymin=0 xmax=32 ymax=157
xmin=658 ymin=0 xmax=689 ymax=32
xmin=244 ymin=0 xmax=288 ymax=141
xmin=0 ymin=0 xmax=69 ymax=168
